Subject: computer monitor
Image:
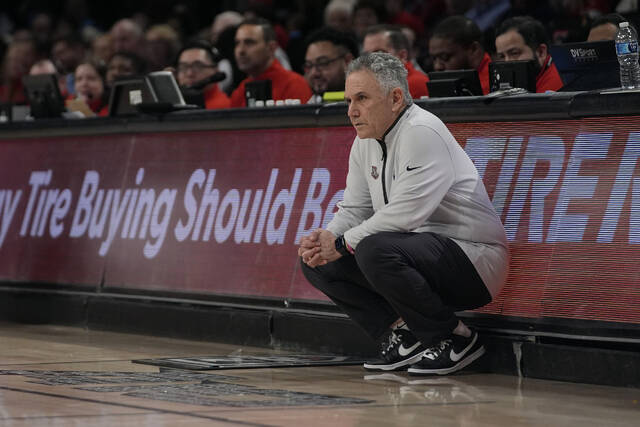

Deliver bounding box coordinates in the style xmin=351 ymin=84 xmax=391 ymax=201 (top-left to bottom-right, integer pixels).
xmin=245 ymin=80 xmax=272 ymax=106
xmin=146 ymin=71 xmax=188 ymax=105
xmin=108 ymin=71 xmax=197 ymax=116
xmin=549 ymin=40 xmax=620 ymax=91
xmin=22 ymin=74 xmax=65 ymax=119
xmin=489 ymin=60 xmax=537 ymax=92
xmin=108 ymin=76 xmax=155 ymax=116
xmin=427 ymin=69 xmax=483 ymax=97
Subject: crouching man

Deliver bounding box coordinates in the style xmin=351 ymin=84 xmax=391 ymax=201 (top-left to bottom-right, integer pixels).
xmin=298 ymin=52 xmax=508 ymax=375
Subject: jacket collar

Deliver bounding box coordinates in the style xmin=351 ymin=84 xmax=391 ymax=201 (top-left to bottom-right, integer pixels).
xmin=377 ymin=103 xmax=412 ymax=144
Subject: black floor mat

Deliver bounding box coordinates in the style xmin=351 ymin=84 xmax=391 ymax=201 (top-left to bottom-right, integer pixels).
xmin=132 ymin=354 xmax=366 ymax=370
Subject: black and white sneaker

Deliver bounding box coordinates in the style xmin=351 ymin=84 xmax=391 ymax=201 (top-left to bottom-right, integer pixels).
xmin=407 ymin=330 xmax=485 ymax=376
xmin=363 ymin=325 xmax=425 ymax=371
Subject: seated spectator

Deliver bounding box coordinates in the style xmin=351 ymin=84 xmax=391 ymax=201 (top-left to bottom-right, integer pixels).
xmin=106 ymin=51 xmax=146 ymax=86
xmin=303 ymin=27 xmax=358 ymax=104
xmin=92 ymin=33 xmax=114 ymax=67
xmin=429 ymin=15 xmax=492 ymax=94
xmin=230 ymin=18 xmax=312 ymax=107
xmin=401 ymin=26 xmax=426 ymax=74
xmin=110 ymin=19 xmax=146 ymax=58
xmin=587 ymin=13 xmax=626 ymax=41
xmin=362 ymin=24 xmax=429 ymax=98
xmin=29 ymin=59 xmax=68 ymax=98
xmin=495 ymin=16 xmax=563 ymax=92
xmin=385 ymin=0 xmax=423 ymax=38
xmin=353 ymin=0 xmax=385 ymax=42
xmin=324 ymin=0 xmax=354 ymax=33
xmin=145 ymin=24 xmax=180 ymax=72
xmin=210 ymin=11 xmax=244 ymax=94
xmin=51 ymin=35 xmax=86 ymax=96
xmin=69 ymin=61 xmax=108 ymax=117
xmin=176 ymin=40 xmax=230 ymax=110
xmin=1 ymin=39 xmax=38 ymax=104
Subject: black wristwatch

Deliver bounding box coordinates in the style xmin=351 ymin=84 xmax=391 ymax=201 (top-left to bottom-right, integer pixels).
xmin=334 ymin=235 xmax=351 ymax=256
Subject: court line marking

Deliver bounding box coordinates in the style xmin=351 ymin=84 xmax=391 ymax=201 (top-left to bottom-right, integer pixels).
xmin=195 ymin=400 xmax=498 ymax=414
xmin=0 ymin=359 xmax=141 ymax=366
xmin=0 ymin=385 xmax=273 ymax=427
xmin=0 ymin=412 xmax=151 ymax=421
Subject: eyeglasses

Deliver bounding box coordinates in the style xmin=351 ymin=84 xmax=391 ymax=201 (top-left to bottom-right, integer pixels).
xmin=177 ymin=61 xmax=216 ymax=73
xmin=303 ymin=55 xmax=345 ymax=73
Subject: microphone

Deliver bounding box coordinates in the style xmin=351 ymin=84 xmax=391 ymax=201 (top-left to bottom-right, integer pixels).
xmin=182 ymin=72 xmax=226 ymax=90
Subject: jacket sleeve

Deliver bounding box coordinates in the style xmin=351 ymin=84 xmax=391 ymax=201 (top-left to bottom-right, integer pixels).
xmin=326 ymin=139 xmax=374 ymax=236
xmin=344 ymin=125 xmax=455 ymax=247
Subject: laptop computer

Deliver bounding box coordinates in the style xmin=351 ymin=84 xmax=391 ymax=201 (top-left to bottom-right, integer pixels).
xmin=549 ymin=40 xmax=620 ymax=91
xmin=427 ymin=69 xmax=483 ymax=97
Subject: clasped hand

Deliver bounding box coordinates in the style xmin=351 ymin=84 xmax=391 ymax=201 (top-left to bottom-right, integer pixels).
xmin=298 ymin=229 xmax=342 ymax=267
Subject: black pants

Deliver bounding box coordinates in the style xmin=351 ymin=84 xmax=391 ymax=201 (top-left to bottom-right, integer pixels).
xmin=301 ymin=232 xmax=492 ymax=347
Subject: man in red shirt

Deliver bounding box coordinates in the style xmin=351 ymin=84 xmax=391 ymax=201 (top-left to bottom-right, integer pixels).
xmin=362 ymin=24 xmax=429 ymax=99
xmin=303 ymin=27 xmax=358 ymax=104
xmin=231 ymin=18 xmax=312 ymax=107
xmin=428 ymin=16 xmax=492 ymax=95
xmin=175 ymin=40 xmax=230 ymax=110
xmin=495 ymin=16 xmax=564 ymax=93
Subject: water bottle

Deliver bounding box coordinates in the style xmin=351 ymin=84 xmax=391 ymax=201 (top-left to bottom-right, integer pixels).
xmin=615 ymin=21 xmax=640 ymax=89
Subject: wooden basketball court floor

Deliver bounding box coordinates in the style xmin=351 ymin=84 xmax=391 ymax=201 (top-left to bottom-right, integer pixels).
xmin=0 ymin=322 xmax=638 ymax=426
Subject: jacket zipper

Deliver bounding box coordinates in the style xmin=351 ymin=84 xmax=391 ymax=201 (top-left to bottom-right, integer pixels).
xmin=376 ymin=105 xmax=409 ymax=206
xmin=377 ymin=139 xmax=389 ymax=204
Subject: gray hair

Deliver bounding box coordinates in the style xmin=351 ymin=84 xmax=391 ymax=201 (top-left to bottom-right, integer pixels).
xmin=347 ymin=52 xmax=413 ymax=105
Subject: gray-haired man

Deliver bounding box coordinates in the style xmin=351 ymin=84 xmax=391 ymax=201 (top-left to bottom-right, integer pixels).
xmin=298 ymin=52 xmax=509 ymax=375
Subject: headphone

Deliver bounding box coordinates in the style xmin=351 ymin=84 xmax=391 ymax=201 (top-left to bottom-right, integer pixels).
xmin=175 ymin=40 xmax=222 ymax=66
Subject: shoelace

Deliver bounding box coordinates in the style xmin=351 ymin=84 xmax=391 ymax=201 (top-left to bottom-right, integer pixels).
xmin=422 ymin=339 xmax=452 ymax=361
xmin=382 ymin=331 xmax=401 ymax=355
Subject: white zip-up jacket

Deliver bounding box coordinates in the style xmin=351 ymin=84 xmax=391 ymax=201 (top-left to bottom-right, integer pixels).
xmin=326 ymin=104 xmax=509 ymax=297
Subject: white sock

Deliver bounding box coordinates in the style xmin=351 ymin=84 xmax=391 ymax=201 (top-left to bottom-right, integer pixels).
xmin=452 ymin=320 xmax=471 ymax=337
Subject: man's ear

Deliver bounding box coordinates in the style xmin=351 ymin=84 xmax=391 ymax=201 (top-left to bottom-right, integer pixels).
xmin=535 ymin=43 xmax=548 ymax=67
xmin=343 ymin=52 xmax=354 ymax=65
xmin=267 ymin=40 xmax=278 ymax=55
xmin=391 ymin=87 xmax=405 ymax=111
xmin=468 ymin=40 xmax=482 ymax=55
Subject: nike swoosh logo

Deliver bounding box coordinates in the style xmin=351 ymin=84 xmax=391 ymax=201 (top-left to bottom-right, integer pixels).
xmin=398 ymin=342 xmax=421 ymax=356
xmin=450 ymin=334 xmax=477 ymax=362
xmin=406 ymin=166 xmax=420 ymax=171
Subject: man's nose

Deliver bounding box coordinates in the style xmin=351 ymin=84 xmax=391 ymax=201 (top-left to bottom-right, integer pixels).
xmin=433 ymin=60 xmax=445 ymax=71
xmin=347 ymin=103 xmax=358 ymax=118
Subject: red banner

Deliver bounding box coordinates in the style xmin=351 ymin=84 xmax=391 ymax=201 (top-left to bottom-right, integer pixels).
xmin=1 ymin=116 xmax=640 ymax=324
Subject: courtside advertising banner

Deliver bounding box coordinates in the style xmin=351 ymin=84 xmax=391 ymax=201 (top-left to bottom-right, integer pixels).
xmin=1 ymin=116 xmax=639 ymax=324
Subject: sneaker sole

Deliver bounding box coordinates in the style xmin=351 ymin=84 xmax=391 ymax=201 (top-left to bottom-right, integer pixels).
xmin=363 ymin=351 xmax=425 ymax=371
xmin=407 ymin=345 xmax=485 ymax=376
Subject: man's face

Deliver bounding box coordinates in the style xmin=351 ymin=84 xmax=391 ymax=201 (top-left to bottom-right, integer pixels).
xmin=496 ymin=29 xmax=543 ymax=68
xmin=235 ymin=24 xmax=273 ymax=76
xmin=176 ymin=49 xmax=217 ymax=87
xmin=428 ymin=37 xmax=471 ymax=71
xmin=304 ymin=41 xmax=347 ymax=95
xmin=588 ymin=23 xmax=619 ymax=42
xmin=52 ymin=41 xmax=83 ymax=73
xmin=7 ymin=42 xmax=36 ymax=78
xmin=362 ymin=32 xmax=397 ymax=56
xmin=345 ymin=70 xmax=396 ymax=140
xmin=111 ymin=23 xmax=140 ymax=53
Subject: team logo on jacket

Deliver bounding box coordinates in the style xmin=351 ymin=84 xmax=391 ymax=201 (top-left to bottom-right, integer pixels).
xmin=371 ymin=166 xmax=379 ymax=179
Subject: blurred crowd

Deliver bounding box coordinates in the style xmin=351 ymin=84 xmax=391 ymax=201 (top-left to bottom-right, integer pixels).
xmin=1 ymin=0 xmax=638 ymax=116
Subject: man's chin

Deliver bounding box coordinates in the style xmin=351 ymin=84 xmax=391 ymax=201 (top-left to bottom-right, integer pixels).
xmin=354 ymin=127 xmax=373 ymax=139
xmin=312 ymin=83 xmax=328 ymax=93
